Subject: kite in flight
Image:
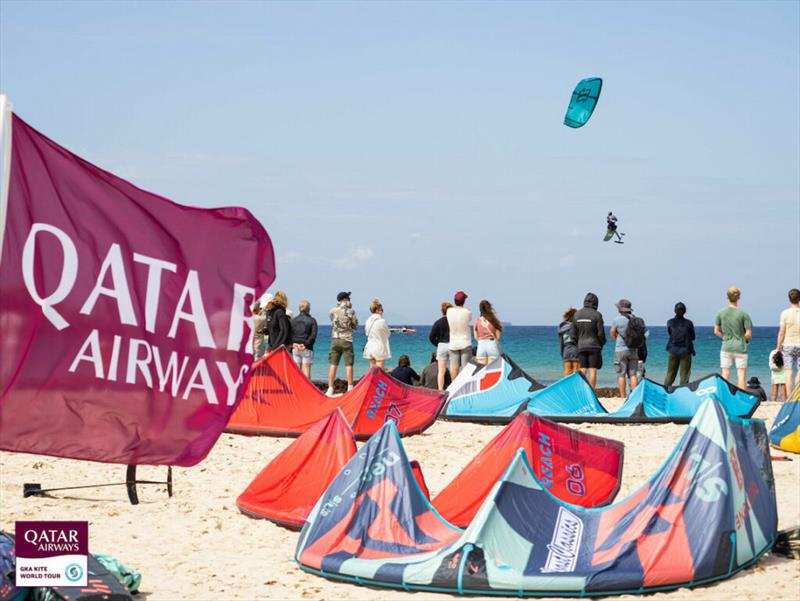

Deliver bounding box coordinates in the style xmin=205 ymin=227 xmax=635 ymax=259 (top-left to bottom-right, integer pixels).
xmin=564 ymin=77 xmax=602 ymax=128
xmin=604 ymin=211 xmax=625 ymax=244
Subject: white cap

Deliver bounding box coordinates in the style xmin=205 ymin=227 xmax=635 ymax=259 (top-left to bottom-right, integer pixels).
xmin=252 ymin=292 xmax=274 ymax=311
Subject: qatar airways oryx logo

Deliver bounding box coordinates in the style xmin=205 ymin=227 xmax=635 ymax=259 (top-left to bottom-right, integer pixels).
xmin=15 ymin=521 xmax=88 ymax=587
xmin=541 ymin=507 xmax=583 ymax=573
xmin=20 ymin=223 xmax=256 ymax=405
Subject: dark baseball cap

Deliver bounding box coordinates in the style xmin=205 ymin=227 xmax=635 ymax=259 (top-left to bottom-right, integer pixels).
xmin=336 ymin=291 xmax=351 ymax=302
xmin=454 ymin=291 xmax=468 ymax=303
xmin=615 ymin=298 xmax=632 ymax=312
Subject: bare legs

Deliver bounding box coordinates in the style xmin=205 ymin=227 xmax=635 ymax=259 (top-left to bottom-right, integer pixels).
xmin=617 ymin=375 xmax=638 ymax=397
xmin=580 ymin=367 xmax=598 ymax=389
xmin=736 ymin=367 xmax=746 ymax=390
xmin=771 ymin=383 xmax=787 ymax=402
xmin=437 ymin=359 xmax=448 ymax=390
xmin=327 ymin=364 xmax=337 ymax=393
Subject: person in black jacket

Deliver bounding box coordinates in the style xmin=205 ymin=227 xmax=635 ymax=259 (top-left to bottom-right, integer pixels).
xmin=391 ymin=355 xmax=420 ymax=386
xmin=572 ymin=292 xmax=606 ymax=389
xmin=664 ymin=302 xmax=695 ymax=387
xmin=265 ymin=291 xmax=292 ymax=353
xmin=291 ymin=300 xmax=318 ymax=377
xmin=429 ymin=302 xmax=452 ymax=390
xmin=558 ymin=307 xmax=580 ymax=376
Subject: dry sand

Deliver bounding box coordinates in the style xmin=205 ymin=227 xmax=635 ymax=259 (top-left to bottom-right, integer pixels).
xmin=1 ymin=399 xmax=798 ymax=600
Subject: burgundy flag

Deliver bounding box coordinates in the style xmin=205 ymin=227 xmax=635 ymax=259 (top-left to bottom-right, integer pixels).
xmin=0 ymin=100 xmax=274 ymax=466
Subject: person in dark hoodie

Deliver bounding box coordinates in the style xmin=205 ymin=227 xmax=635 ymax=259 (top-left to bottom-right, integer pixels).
xmin=429 ymin=302 xmax=452 ymax=390
xmin=558 ymin=307 xmax=580 ymax=376
xmin=665 ymin=302 xmax=695 ymax=387
xmin=291 ymin=300 xmax=318 ymax=378
xmin=265 ymin=290 xmax=292 ymax=353
xmin=572 ymin=292 xmax=606 ymax=389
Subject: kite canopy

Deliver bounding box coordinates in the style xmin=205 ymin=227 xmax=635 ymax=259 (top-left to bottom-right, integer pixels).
xmin=432 ymin=413 xmax=623 ymax=527
xmin=296 ymin=398 xmax=777 ymax=595
xmin=237 ymin=411 xmax=624 ymax=530
xmin=564 ymin=77 xmax=602 ymax=128
xmin=227 ymin=348 xmax=444 ymax=438
xmin=237 ymin=409 xmax=357 ymax=528
xmin=769 ymin=385 xmax=800 ymax=452
xmin=526 ymin=372 xmax=760 ymax=423
xmin=442 ymin=355 xmax=545 ymax=422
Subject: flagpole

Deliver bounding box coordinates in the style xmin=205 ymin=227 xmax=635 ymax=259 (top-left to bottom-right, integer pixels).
xmin=0 ymin=94 xmax=12 ymax=265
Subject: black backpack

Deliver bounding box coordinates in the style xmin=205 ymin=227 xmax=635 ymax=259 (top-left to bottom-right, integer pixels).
xmin=622 ymin=314 xmax=646 ymax=349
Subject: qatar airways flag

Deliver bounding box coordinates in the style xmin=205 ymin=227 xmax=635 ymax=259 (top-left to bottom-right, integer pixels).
xmin=0 ymin=98 xmax=275 ymax=466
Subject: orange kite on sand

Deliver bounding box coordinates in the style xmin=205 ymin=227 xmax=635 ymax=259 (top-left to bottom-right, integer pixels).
xmin=227 ymin=348 xmax=445 ymax=438
xmin=237 ymin=409 xmax=624 ymax=529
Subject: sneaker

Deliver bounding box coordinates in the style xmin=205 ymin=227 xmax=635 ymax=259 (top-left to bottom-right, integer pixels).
xmin=325 ymin=387 xmax=334 ymax=397
xmin=347 ymin=384 xmax=354 ymax=392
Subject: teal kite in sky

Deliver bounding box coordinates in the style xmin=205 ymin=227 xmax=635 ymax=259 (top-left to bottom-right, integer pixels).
xmin=564 ymin=77 xmax=602 ymax=128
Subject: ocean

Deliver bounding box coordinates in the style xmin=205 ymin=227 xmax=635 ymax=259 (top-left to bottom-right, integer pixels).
xmin=302 ymin=325 xmax=780 ymax=388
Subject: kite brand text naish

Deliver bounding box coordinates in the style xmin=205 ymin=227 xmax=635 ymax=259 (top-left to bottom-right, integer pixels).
xmin=20 ymin=223 xmax=256 ymax=405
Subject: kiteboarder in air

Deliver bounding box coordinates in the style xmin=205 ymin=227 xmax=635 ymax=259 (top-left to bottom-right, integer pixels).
xmin=604 ymin=212 xmax=625 ymax=244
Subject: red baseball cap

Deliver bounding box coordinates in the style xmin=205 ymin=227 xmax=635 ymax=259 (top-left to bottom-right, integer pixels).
xmin=454 ymin=290 xmax=468 ymax=303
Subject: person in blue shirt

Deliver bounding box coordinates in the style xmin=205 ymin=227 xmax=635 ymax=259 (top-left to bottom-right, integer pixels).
xmin=665 ymin=302 xmax=696 ymax=387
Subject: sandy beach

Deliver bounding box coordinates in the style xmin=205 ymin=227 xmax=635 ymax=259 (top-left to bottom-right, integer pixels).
xmin=2 ymin=398 xmax=798 ymax=601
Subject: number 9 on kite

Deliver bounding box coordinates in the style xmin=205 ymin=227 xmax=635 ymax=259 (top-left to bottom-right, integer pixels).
xmin=564 ymin=77 xmax=602 ymax=128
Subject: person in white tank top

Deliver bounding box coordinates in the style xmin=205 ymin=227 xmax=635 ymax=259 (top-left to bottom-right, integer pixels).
xmin=777 ymin=288 xmax=800 ymax=391
xmin=446 ymin=291 xmax=473 ymax=378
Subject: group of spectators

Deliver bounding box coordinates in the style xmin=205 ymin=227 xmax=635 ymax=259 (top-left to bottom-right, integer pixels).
xmin=556 ymin=286 xmax=800 ymax=402
xmin=252 ymin=289 xmax=505 ymax=394
xmin=252 ymin=286 xmax=800 ymax=402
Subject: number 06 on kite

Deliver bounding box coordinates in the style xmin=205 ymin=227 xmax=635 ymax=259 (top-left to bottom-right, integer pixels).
xmin=564 ymin=77 xmax=602 ymax=128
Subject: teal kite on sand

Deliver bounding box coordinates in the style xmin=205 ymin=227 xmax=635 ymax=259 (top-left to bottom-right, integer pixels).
xmin=564 ymin=77 xmax=602 ymax=128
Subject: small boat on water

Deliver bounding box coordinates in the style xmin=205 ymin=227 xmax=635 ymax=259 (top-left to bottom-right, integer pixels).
xmin=389 ymin=325 xmax=417 ymax=334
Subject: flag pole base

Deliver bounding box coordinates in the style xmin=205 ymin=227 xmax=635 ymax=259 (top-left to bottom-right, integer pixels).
xmin=24 ymin=465 xmax=173 ymax=505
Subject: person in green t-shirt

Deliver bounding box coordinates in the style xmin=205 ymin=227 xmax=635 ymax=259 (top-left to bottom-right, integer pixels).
xmin=714 ymin=286 xmax=752 ymax=389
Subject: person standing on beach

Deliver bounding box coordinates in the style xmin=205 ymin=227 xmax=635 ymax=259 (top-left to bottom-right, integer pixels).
xmin=363 ymin=298 xmax=391 ymax=369
xmin=474 ymin=300 xmax=503 ymax=365
xmin=664 ymin=302 xmax=695 ymax=387
xmin=252 ymin=295 xmax=269 ymax=361
xmin=291 ymin=300 xmax=317 ymax=378
xmin=776 ymin=288 xmax=800 ymax=391
xmin=714 ymin=287 xmax=752 ymax=389
xmin=768 ymin=349 xmax=787 ymax=402
xmin=447 ymin=291 xmax=473 ymax=378
xmin=572 ymin=292 xmax=606 ymax=389
xmin=609 ymin=299 xmax=646 ymax=397
xmin=429 ymin=302 xmax=452 ymax=390
xmin=265 ymin=291 xmax=292 ymax=352
xmin=328 ymin=291 xmax=359 ymax=396
xmin=558 ymin=307 xmax=580 ymax=376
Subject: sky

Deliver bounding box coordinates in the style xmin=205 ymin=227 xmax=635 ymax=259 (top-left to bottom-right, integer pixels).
xmin=1 ymin=1 xmax=798 ymax=326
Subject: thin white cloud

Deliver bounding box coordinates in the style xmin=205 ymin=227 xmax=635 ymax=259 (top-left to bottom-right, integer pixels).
xmin=276 ymin=246 xmax=374 ymax=271
xmin=334 ymin=245 xmax=374 ymax=270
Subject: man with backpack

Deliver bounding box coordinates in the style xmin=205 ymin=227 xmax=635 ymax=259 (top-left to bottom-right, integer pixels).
xmin=610 ymin=298 xmax=646 ymax=397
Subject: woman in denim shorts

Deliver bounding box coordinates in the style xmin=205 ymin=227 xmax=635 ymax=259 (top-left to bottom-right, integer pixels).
xmin=473 ymin=300 xmax=504 ymax=364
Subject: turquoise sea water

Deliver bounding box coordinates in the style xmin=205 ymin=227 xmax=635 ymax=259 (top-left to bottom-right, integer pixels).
xmin=304 ymin=325 xmax=780 ymax=388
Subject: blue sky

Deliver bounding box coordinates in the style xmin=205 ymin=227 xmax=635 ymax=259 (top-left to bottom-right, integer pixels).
xmin=1 ymin=1 xmax=798 ymax=325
